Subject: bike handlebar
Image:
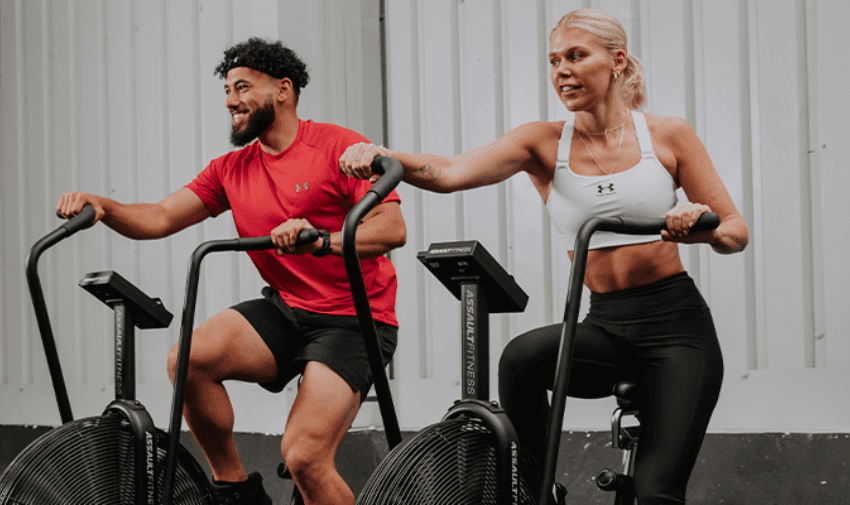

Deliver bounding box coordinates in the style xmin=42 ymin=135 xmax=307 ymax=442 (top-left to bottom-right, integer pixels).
xmin=161 ymin=226 xmax=319 ymax=503
xmin=580 ymin=212 xmax=720 ymax=237
xmin=27 ymin=204 xmax=98 ymax=424
xmin=55 ymin=204 xmax=97 ymax=235
xmin=165 ymin=157 xmax=403 ymax=503
xmin=341 ymin=156 xmax=404 ymax=448
xmin=192 ymin=229 xmax=320 ymax=253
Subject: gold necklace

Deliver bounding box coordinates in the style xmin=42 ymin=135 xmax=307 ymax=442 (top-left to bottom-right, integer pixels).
xmin=573 ymin=117 xmax=628 ymax=137
xmin=575 ymin=118 xmax=627 ymax=175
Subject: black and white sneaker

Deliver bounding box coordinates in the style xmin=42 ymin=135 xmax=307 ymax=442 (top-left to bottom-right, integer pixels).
xmin=211 ymin=471 xmax=273 ymax=505
xmin=553 ymin=482 xmax=567 ymax=505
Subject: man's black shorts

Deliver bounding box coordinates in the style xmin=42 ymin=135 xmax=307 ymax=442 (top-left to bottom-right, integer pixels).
xmin=231 ymin=287 xmax=398 ymax=400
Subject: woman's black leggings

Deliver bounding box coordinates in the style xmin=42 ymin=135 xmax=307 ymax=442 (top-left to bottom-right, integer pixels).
xmin=498 ymin=272 xmax=723 ymax=504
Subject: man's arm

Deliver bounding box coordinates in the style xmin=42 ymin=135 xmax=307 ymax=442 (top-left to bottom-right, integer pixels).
xmin=57 ymin=187 xmax=211 ymax=240
xmin=271 ymin=201 xmax=406 ymax=259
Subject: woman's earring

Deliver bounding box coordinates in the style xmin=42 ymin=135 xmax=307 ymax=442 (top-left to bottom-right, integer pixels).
xmin=614 ymin=71 xmax=620 ymax=82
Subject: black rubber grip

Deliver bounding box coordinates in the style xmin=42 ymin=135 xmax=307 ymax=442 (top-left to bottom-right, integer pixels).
xmin=58 ymin=204 xmax=96 ymax=236
xmin=368 ymin=156 xmax=404 ymax=202
xmin=612 ymin=212 xmax=720 ymax=235
xmin=233 ymin=229 xmax=320 ymax=251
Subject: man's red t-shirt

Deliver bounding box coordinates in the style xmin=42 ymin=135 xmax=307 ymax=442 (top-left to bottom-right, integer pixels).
xmin=185 ymin=120 xmax=400 ymax=326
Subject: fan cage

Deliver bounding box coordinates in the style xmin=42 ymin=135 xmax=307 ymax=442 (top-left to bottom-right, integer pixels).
xmin=0 ymin=414 xmax=214 ymax=505
xmin=356 ymin=416 xmax=541 ymax=505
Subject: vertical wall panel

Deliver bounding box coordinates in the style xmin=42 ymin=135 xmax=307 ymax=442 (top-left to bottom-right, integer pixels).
xmin=503 ymin=0 xmax=552 ymax=339
xmin=698 ymin=0 xmax=752 ymax=378
xmin=754 ymin=0 xmax=809 ymax=371
xmin=813 ymin=0 xmax=850 ymax=369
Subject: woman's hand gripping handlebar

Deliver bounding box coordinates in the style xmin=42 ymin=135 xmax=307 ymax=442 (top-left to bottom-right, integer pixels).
xmin=339 ymin=142 xmax=391 ymax=183
xmin=604 ymin=211 xmax=720 ymax=236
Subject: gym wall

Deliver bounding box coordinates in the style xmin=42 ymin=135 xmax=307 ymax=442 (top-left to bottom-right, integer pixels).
xmin=2 ymin=0 xmax=848 ymax=443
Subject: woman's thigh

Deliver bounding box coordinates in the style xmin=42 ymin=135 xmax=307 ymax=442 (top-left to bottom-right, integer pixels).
xmin=499 ymin=320 xmax=629 ymax=399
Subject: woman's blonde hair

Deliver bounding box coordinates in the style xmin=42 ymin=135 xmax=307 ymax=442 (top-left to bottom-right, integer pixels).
xmin=552 ymin=8 xmax=646 ymax=110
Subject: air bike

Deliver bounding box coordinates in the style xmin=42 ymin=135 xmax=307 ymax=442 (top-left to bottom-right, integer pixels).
xmin=0 ymin=205 xmax=320 ymax=504
xmin=345 ymin=161 xmax=720 ymax=505
xmin=0 ymin=204 xmax=215 ymax=504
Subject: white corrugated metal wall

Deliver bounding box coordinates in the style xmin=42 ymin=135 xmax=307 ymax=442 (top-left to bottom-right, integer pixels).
xmin=1 ymin=0 xmax=848 ymax=436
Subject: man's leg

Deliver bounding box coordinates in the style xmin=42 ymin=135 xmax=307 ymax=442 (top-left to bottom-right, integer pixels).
xmin=166 ymin=308 xmax=279 ymax=483
xmin=280 ymin=361 xmax=361 ymax=505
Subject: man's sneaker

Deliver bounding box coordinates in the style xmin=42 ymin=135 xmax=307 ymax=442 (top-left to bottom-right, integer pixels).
xmin=211 ymin=471 xmax=273 ymax=505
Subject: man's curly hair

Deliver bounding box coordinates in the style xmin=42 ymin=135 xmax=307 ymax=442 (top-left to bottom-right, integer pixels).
xmin=215 ymin=38 xmax=310 ymax=102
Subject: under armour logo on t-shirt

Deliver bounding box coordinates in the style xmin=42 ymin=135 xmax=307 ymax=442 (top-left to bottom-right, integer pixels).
xmin=295 ymin=182 xmax=309 ymax=192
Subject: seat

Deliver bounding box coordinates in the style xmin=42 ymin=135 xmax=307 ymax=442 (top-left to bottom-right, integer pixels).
xmin=611 ymin=381 xmax=640 ymax=451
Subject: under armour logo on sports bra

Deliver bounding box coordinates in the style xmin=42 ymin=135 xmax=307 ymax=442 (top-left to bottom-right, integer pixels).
xmin=597 ymin=183 xmax=616 ymax=195
xmin=295 ymin=182 xmax=309 ymax=192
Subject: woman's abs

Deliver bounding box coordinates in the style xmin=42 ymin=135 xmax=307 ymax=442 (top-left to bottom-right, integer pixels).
xmin=571 ymin=240 xmax=685 ymax=293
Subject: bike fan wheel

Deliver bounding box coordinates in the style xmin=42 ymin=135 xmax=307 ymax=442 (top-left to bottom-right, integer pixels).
xmin=0 ymin=414 xmax=214 ymax=504
xmin=356 ymin=416 xmax=541 ymax=504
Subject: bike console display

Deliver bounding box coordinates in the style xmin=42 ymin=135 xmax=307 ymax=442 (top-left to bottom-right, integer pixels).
xmin=79 ymin=270 xmax=173 ymax=329
xmin=416 ymin=240 xmax=528 ymax=314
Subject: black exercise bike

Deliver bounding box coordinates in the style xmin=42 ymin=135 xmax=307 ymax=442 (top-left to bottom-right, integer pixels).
xmin=272 ymin=156 xmax=721 ymax=505
xmin=0 ymin=205 xmax=215 ymax=504
xmin=349 ymin=185 xmax=720 ymax=505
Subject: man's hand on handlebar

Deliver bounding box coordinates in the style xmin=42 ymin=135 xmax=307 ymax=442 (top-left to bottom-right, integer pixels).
xmin=271 ymin=218 xmax=322 ymax=256
xmin=660 ymin=203 xmax=715 ymax=244
xmin=56 ymin=192 xmax=106 ymax=227
xmin=339 ymin=142 xmax=390 ymax=182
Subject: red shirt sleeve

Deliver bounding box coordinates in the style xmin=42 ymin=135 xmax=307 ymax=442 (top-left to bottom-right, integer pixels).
xmin=184 ymin=154 xmax=232 ymax=217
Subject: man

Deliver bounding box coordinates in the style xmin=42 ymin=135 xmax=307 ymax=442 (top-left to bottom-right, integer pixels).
xmin=57 ymin=38 xmax=406 ymax=505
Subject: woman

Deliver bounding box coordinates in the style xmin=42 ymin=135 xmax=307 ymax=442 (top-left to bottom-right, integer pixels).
xmin=340 ymin=8 xmax=748 ymax=504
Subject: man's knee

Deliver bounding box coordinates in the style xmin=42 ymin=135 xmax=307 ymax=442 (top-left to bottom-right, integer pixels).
xmin=166 ymin=343 xmax=180 ymax=382
xmin=280 ymin=432 xmax=330 ymax=480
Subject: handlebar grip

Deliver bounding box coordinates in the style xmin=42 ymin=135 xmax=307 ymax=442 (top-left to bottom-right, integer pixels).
xmin=232 ymin=229 xmax=320 ymax=251
xmin=689 ymin=212 xmax=720 ymax=232
xmin=58 ymin=204 xmax=97 ymax=236
xmin=613 ymin=212 xmax=720 ymax=235
xmin=296 ymin=228 xmax=321 ymax=245
xmin=370 ymin=156 xmax=391 ymax=175
xmin=369 ymin=156 xmax=404 ymax=201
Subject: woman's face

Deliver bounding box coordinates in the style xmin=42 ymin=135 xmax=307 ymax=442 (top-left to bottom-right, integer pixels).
xmin=549 ymin=26 xmax=619 ymax=112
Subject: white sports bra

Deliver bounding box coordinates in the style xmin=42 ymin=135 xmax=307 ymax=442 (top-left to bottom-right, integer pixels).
xmin=546 ymin=111 xmax=677 ymax=250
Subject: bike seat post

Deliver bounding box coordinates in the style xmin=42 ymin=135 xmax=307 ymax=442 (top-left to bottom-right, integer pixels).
xmin=612 ymin=407 xmax=639 ymax=476
xmin=597 ymin=381 xmax=640 ymax=502
xmin=612 ymin=381 xmax=640 ymax=475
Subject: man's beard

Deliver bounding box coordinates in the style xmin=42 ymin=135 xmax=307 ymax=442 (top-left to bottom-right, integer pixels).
xmin=230 ymin=97 xmax=275 ymax=147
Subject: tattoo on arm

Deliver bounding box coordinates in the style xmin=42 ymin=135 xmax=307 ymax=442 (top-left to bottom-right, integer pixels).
xmin=417 ymin=163 xmax=440 ymax=183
